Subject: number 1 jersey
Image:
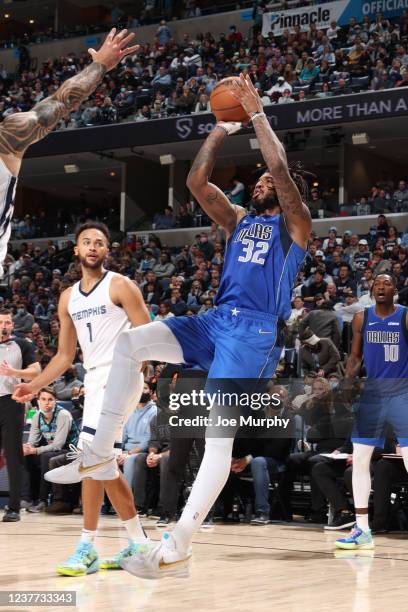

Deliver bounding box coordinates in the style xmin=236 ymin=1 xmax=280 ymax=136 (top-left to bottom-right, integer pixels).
xmin=215 ymin=213 xmax=306 ymax=319
xmin=68 ymin=271 xmax=131 ymax=370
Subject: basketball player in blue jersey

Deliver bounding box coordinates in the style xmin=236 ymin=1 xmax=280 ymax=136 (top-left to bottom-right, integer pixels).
xmin=0 ymin=28 xmax=138 ymax=276
xmin=336 ymin=273 xmax=408 ymax=550
xmin=41 ymin=74 xmax=312 ymax=578
xmin=13 ymin=222 xmax=151 ymax=576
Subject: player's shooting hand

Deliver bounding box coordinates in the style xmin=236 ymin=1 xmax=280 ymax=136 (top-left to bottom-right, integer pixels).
xmin=216 ymin=121 xmax=242 ymax=136
xmin=12 ymin=383 xmax=36 ymax=403
xmin=230 ymin=73 xmax=263 ymax=116
xmin=88 ymin=28 xmax=140 ymax=72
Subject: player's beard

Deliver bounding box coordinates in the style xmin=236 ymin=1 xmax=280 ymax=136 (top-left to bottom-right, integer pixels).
xmin=251 ymin=194 xmax=280 ymax=214
xmin=79 ymin=254 xmax=105 ymax=269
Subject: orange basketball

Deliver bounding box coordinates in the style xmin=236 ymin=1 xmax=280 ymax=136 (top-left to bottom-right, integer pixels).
xmin=210 ymin=77 xmax=249 ymax=123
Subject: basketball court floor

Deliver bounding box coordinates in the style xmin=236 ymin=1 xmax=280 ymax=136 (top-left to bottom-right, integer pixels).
xmin=2 ymin=514 xmax=407 ymax=612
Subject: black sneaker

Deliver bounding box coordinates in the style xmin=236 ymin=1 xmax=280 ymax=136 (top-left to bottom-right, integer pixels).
xmin=324 ymin=511 xmax=355 ymax=531
xmin=307 ymin=512 xmax=327 ymax=524
xmin=251 ymin=513 xmax=270 ymax=525
xmin=3 ymin=510 xmax=20 ymax=522
xmin=156 ymin=515 xmax=175 ymax=528
xmin=45 ymin=501 xmax=72 ymax=515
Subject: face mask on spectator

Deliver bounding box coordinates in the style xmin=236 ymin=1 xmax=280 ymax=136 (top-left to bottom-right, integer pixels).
xmin=17 ymin=308 xmax=25 ymax=316
xmin=140 ymin=392 xmax=151 ymax=404
xmin=304 ymin=384 xmax=312 ymax=394
xmin=329 ymin=381 xmax=339 ymax=390
xmin=73 ymin=395 xmax=84 ymax=409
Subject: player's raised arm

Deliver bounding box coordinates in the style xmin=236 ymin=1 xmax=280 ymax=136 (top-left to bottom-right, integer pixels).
xmin=186 ymin=123 xmax=246 ymax=237
xmin=12 ymin=289 xmax=78 ymax=402
xmin=0 ymin=28 xmax=139 ymax=163
xmin=231 ymin=74 xmax=311 ymax=249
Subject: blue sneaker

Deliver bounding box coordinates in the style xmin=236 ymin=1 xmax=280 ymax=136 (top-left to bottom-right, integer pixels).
xmin=335 ymin=524 xmax=374 ymax=550
xmin=56 ymin=542 xmax=99 ymax=576
xmin=100 ymin=540 xmax=149 ymax=570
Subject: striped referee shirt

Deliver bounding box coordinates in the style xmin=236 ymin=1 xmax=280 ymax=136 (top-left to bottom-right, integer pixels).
xmin=0 ymin=336 xmax=36 ymax=397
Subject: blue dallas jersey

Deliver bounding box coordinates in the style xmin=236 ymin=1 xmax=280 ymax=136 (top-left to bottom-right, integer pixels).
xmin=362 ymin=304 xmax=408 ymax=396
xmin=214 ymin=213 xmax=306 ymax=319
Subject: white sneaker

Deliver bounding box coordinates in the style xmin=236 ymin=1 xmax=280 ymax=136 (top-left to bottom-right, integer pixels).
xmin=44 ymin=442 xmax=118 ymax=484
xmin=120 ymin=532 xmax=192 ymax=579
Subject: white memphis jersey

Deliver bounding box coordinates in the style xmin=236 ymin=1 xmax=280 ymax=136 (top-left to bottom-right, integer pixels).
xmin=0 ymin=157 xmax=17 ymax=268
xmin=68 ymin=271 xmax=131 ymax=369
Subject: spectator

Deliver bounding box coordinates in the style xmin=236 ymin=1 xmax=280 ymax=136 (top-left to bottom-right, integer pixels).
xmin=154 ymin=207 xmax=175 ymax=230
xmin=13 ymin=303 xmax=35 ymax=336
xmin=23 ymin=387 xmax=79 ymax=513
xmin=278 ymin=89 xmax=295 ymax=104
xmin=154 ymin=302 xmax=175 ymax=321
xmin=299 ymin=328 xmax=341 ymax=376
xmin=119 ymin=382 xmax=157 ymax=491
xmin=299 ymin=299 xmax=341 ymax=347
xmin=153 ymin=253 xmax=176 ymax=279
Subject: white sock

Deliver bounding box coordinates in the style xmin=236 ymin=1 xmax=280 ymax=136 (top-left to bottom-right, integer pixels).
xmin=123 ymin=515 xmax=147 ymax=543
xmin=167 ymin=435 xmax=234 ymax=557
xmin=81 ymin=529 xmax=97 ymax=544
xmin=355 ymin=513 xmax=369 ymax=532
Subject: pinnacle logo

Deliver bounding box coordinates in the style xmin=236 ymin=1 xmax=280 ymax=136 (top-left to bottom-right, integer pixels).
xmin=176 ymin=117 xmax=193 ymax=140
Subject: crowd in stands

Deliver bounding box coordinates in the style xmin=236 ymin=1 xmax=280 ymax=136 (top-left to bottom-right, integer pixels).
xmin=149 ymin=175 xmax=408 ymax=232
xmin=1 ymin=9 xmax=408 ymax=129
xmin=4 ymin=210 xmax=408 ymax=529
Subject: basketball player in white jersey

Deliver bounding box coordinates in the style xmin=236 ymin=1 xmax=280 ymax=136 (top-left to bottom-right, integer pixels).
xmin=0 ymin=28 xmax=138 ymax=276
xmin=13 ymin=221 xmax=150 ymax=576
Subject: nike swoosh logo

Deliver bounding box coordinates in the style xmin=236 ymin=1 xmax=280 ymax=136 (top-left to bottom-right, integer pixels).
xmin=78 ymin=458 xmax=112 ymax=475
xmin=368 ymin=323 xmax=378 ymax=326
xmin=158 ymin=555 xmax=192 ymax=570
xmin=258 ymin=330 xmax=274 ymax=334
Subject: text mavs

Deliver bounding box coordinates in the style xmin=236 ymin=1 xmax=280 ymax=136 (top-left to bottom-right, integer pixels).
xmin=235 ymin=223 xmax=273 ymax=247
xmin=71 ymin=305 xmax=107 ymax=321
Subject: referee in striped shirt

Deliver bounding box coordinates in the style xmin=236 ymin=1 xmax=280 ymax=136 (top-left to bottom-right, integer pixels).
xmin=0 ymin=310 xmax=41 ymax=522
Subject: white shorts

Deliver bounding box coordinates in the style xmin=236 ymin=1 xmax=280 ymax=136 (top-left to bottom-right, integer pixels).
xmin=78 ymin=364 xmax=124 ymax=455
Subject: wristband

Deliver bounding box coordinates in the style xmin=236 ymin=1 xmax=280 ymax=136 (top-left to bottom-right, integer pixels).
xmin=250 ymin=111 xmax=266 ymax=122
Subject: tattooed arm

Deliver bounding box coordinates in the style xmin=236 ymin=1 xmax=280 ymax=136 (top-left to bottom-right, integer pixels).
xmin=232 ymin=74 xmax=311 ymax=249
xmin=0 ymin=28 xmax=138 ymax=168
xmin=186 ymin=124 xmax=246 ymax=237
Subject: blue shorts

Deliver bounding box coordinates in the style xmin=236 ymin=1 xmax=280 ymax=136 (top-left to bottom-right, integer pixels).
xmin=352 ymin=391 xmax=408 ymax=448
xmin=163 ymin=304 xmax=285 ymax=379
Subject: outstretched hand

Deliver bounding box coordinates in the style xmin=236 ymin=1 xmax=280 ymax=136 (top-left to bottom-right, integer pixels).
xmin=231 ymin=73 xmax=263 ymax=116
xmin=88 ymin=28 xmax=140 ymax=72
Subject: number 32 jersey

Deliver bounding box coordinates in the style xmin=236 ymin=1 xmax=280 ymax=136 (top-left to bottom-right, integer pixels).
xmin=215 ymin=213 xmax=306 ymax=319
xmin=68 ymin=271 xmax=131 ymax=370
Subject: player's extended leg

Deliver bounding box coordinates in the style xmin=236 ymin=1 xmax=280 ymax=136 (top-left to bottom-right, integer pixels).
xmin=45 ymin=322 xmax=184 ymax=485
xmin=56 ymin=480 xmax=104 ymax=576
xmin=335 ymin=443 xmax=375 ymax=550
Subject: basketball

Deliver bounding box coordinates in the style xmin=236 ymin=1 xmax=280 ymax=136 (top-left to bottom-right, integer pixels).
xmin=210 ymin=77 xmax=249 ymax=123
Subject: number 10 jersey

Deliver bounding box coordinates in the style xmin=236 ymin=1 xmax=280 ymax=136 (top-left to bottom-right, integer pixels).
xmin=68 ymin=271 xmax=131 ymax=370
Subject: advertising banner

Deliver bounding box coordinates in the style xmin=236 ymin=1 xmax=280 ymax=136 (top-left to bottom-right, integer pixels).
xmin=262 ymin=0 xmax=408 ymax=37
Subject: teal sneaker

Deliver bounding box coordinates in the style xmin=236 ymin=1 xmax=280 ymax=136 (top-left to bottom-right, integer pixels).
xmin=335 ymin=524 xmax=374 ymax=550
xmin=56 ymin=542 xmax=99 ymax=576
xmin=100 ymin=540 xmax=148 ymax=570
